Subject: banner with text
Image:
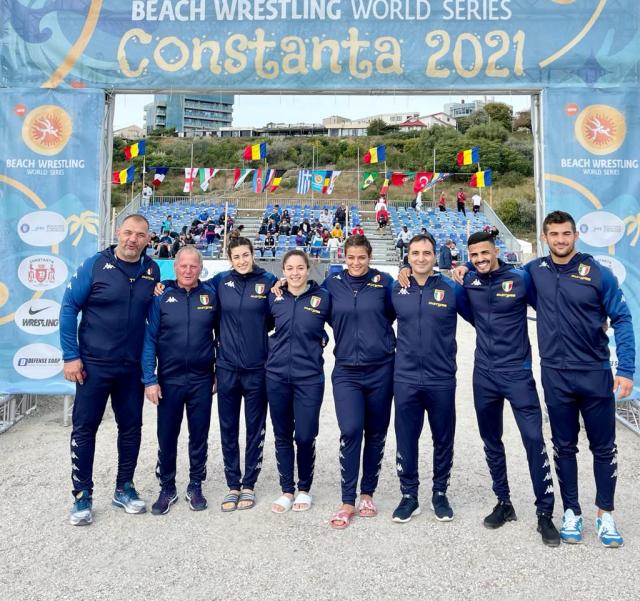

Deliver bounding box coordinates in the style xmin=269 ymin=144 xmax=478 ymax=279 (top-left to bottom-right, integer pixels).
xmin=1 ymin=1 xmax=638 ymax=91
xmin=543 ymin=86 xmax=640 ymax=396
xmin=0 ymin=89 xmax=105 ymax=394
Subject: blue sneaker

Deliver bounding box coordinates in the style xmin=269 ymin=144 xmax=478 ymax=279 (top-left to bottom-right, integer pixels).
xmin=69 ymin=490 xmax=93 ymax=526
xmin=596 ymin=513 xmax=624 ymax=548
xmin=186 ymin=482 xmax=208 ymax=511
xmin=112 ymin=482 xmax=147 ymax=514
xmin=151 ymin=487 xmax=178 ymax=515
xmin=560 ymin=509 xmax=583 ymax=544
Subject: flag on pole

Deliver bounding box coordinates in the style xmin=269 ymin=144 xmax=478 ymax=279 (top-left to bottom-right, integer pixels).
xmin=413 ymin=172 xmax=434 ymax=192
xmin=252 ymin=168 xmax=264 ymax=193
xmin=151 ymin=167 xmax=169 ymax=187
xmin=326 ymin=171 xmax=341 ymax=195
xmin=361 ymin=171 xmax=378 ymax=190
xmin=124 ymin=140 xmax=145 ymax=160
xmin=112 ymin=166 xmax=135 ymax=185
xmin=311 ymin=170 xmax=331 ymax=193
xmin=266 ymin=169 xmax=287 ymax=192
xmin=234 ymin=168 xmax=254 ymax=189
xmin=296 ymin=170 xmax=312 ymax=194
xmin=243 ymin=142 xmax=267 ymax=160
xmin=183 ymin=167 xmax=198 ymax=193
xmin=363 ymin=145 xmax=386 ymax=164
xmin=424 ymin=172 xmax=452 ymax=190
xmin=379 ymin=173 xmax=391 ymax=195
xmin=470 ymin=169 xmax=492 ymax=187
xmin=390 ymin=172 xmax=413 ymax=187
xmin=456 ymin=146 xmax=480 ymax=166
xmin=199 ymin=168 xmax=218 ymax=191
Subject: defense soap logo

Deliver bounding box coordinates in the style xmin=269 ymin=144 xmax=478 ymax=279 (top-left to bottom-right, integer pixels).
xmin=13 ymin=343 xmax=63 ymax=380
xmin=576 ymin=212 xmax=625 ymax=247
xmin=22 ymin=105 xmax=73 ymax=156
xmin=18 ymin=255 xmax=68 ymax=291
xmin=14 ymin=299 xmax=61 ymax=335
xmin=575 ymin=105 xmax=626 ymax=156
xmin=18 ymin=211 xmax=68 ymax=246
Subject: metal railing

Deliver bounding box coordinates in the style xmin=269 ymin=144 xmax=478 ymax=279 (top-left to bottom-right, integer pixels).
xmin=0 ymin=394 xmax=38 ymax=434
xmin=479 ymin=203 xmax=521 ymax=254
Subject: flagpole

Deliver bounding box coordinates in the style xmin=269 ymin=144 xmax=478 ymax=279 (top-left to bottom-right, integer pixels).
xmin=432 ymin=147 xmax=436 ymax=206
xmin=311 ymin=143 xmax=315 ymax=202
xmin=264 ymin=156 xmax=268 ymax=204
xmin=223 ymin=200 xmax=229 ymax=254
xmin=384 ymin=160 xmax=388 ymax=202
xmin=142 ymin=153 xmax=146 ymax=194
xmin=189 ymin=141 xmax=194 ymax=202
xmin=356 ymin=145 xmax=360 ymax=207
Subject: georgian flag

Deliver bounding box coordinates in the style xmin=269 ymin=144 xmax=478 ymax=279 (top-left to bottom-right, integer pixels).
xmin=183 ymin=168 xmax=198 ymax=193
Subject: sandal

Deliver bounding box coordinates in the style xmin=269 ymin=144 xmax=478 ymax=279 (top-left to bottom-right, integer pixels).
xmin=221 ymin=492 xmax=239 ymax=512
xmin=357 ymin=498 xmax=378 ymax=518
xmin=237 ymin=490 xmax=256 ymax=510
xmin=292 ymin=492 xmax=313 ymax=512
xmin=330 ymin=508 xmax=355 ymax=529
xmin=271 ymin=495 xmax=293 ymax=514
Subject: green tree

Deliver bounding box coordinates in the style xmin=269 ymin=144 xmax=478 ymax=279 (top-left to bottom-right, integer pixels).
xmin=513 ymin=110 xmax=532 ymax=132
xmin=367 ymin=118 xmax=397 ymax=136
xmin=484 ymin=102 xmax=513 ymax=131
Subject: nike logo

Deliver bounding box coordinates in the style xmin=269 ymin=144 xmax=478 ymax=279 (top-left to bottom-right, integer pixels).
xmin=28 ymin=306 xmax=50 ymax=315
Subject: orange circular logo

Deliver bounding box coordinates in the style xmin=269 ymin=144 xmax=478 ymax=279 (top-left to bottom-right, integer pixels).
xmin=15 ymin=104 xmax=26 ymax=117
xmin=565 ymin=103 xmax=578 ymax=117
xmin=22 ymin=105 xmax=73 ymax=156
xmin=575 ymin=105 xmax=626 ymax=156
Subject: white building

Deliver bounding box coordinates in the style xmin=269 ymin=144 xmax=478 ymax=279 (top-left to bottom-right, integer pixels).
xmin=113 ymin=124 xmax=144 ymax=139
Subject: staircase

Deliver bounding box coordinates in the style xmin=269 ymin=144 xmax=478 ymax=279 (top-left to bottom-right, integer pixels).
xmin=234 ymin=208 xmax=264 ymax=240
xmin=361 ymin=216 xmax=398 ymax=265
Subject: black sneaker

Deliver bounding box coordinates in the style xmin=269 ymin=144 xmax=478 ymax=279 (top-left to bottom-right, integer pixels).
xmin=151 ymin=487 xmax=178 ymax=515
xmin=392 ymin=495 xmax=421 ymax=523
xmin=431 ymin=492 xmax=454 ymax=521
xmin=537 ymin=513 xmax=561 ymax=547
xmin=483 ymin=501 xmax=517 ymax=529
xmin=186 ymin=482 xmax=208 ymax=511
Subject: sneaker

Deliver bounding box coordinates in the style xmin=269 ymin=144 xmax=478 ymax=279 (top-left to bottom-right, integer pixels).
xmin=69 ymin=490 xmax=93 ymax=526
xmin=596 ymin=513 xmax=624 ymax=548
xmin=483 ymin=501 xmax=517 ymax=529
xmin=151 ymin=488 xmax=178 ymax=515
xmin=112 ymin=482 xmax=147 ymax=514
xmin=431 ymin=492 xmax=454 ymax=522
xmin=186 ymin=482 xmax=208 ymax=511
xmin=537 ymin=513 xmax=561 ymax=547
xmin=392 ymin=495 xmax=421 ymax=523
xmin=559 ymin=509 xmax=583 ymax=544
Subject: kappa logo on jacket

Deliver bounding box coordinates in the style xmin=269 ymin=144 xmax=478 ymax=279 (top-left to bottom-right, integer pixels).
xmin=224 ymin=280 xmax=235 ymax=288
xmin=103 ymin=263 xmax=115 ymax=270
xmin=165 ymin=296 xmax=178 ymax=303
xmin=397 ymin=287 xmax=409 ymax=295
xmin=470 ymin=278 xmax=482 ymax=286
xmin=538 ymin=260 xmax=549 ymax=268
xmin=273 ymin=295 xmax=284 ymax=302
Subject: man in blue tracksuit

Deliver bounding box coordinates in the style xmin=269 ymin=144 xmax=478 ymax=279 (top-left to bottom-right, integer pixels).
xmin=524 ymin=210 xmax=635 ymax=547
xmin=463 ymin=231 xmax=559 ymax=546
xmin=60 ymin=214 xmax=160 ymax=525
xmin=142 ymin=247 xmax=217 ymax=515
xmin=392 ymin=234 xmax=474 ymax=524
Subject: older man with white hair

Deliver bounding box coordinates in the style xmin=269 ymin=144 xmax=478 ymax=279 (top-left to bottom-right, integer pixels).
xmin=142 ymin=246 xmax=218 ymax=515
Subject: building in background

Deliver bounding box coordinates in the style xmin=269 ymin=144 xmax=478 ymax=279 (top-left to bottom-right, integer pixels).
xmin=113 ymin=124 xmax=145 ymax=139
xmin=444 ymin=99 xmax=492 ymax=119
xmin=144 ymin=94 xmax=234 ymax=136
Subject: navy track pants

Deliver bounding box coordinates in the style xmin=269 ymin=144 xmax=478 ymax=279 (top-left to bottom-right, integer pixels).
xmin=216 ymin=367 xmax=268 ymax=490
xmin=70 ymin=362 xmax=144 ymax=495
xmin=155 ymin=376 xmax=213 ymax=489
xmin=332 ymin=361 xmax=394 ymax=505
xmin=541 ymin=368 xmax=617 ymax=513
xmin=266 ymin=378 xmax=324 ymax=494
xmin=473 ymin=367 xmax=554 ymax=515
xmin=394 ymin=383 xmax=456 ymax=498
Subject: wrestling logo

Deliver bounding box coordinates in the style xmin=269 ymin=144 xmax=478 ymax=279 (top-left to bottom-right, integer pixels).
xmin=22 ymin=105 xmax=73 ymax=156
xmin=574 ymin=104 xmax=626 ymax=156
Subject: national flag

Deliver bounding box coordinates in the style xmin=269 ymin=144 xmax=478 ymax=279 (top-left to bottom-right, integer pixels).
xmin=423 ymin=172 xmax=452 ymax=190
xmin=470 ymin=169 xmax=492 ymax=188
xmin=243 ymin=142 xmax=267 ymax=161
xmin=199 ymin=168 xmax=218 ymax=192
xmin=267 ymin=169 xmax=287 ymax=192
xmin=252 ymin=168 xmax=264 ymax=193
xmin=379 ymin=173 xmax=391 ymax=195
xmin=234 ymin=168 xmax=254 ymax=189
xmin=311 ymin=170 xmax=331 ymax=193
xmin=456 ymin=146 xmax=480 ymax=166
xmin=151 ymin=167 xmax=169 ymax=187
xmin=326 ymin=171 xmax=341 ymax=195
xmin=363 ymin=145 xmax=386 ymax=164
xmin=124 ymin=140 xmax=145 ymax=160
xmin=296 ymin=169 xmax=312 ymax=194
xmin=413 ymin=172 xmax=434 ymax=192
xmin=112 ymin=165 xmax=135 ymax=185
xmin=361 ymin=171 xmax=378 ymax=190
xmin=183 ymin=167 xmax=199 ymax=193
xmin=390 ymin=172 xmax=413 ymax=187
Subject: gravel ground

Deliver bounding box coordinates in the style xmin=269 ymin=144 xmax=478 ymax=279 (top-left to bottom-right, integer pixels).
xmin=1 ymin=320 xmax=639 ymax=601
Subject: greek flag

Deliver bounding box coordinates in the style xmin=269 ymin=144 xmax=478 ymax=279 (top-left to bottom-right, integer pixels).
xmin=297 ymin=169 xmax=312 ymax=194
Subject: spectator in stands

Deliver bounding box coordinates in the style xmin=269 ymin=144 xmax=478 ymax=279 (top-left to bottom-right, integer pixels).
xmin=267 ymin=218 xmax=278 ymax=235
xmin=171 ymin=235 xmax=184 ymax=258
xmin=269 ymin=206 xmax=281 ymax=225
xmin=320 ymin=209 xmax=333 ymax=229
xmin=291 ymin=223 xmax=299 ymax=236
xmin=294 ymin=231 xmax=306 ymax=247
xmin=396 ymin=226 xmax=412 ymax=260
xmin=438 ymin=240 xmax=453 ymax=273
xmin=158 ymin=242 xmax=171 ymax=259
xmin=300 ymin=219 xmax=311 ymax=236
xmin=161 ymin=215 xmax=173 ymax=234
xmin=205 ymin=223 xmax=217 ymax=245
xmin=281 ymin=209 xmax=290 ymax=223
xmin=456 ymin=188 xmax=467 ymax=217
xmin=376 ymin=205 xmax=389 ymax=230
xmin=438 ymin=191 xmax=447 ymax=212
xmin=450 ymin=241 xmax=460 ymax=264
xmin=226 ymin=215 xmax=235 ymax=232
xmin=142 ymin=185 xmax=153 ymax=206
xmin=420 ymin=227 xmax=428 ymax=235
xmin=375 ymin=194 xmax=387 ymax=213
xmin=150 ymin=231 xmax=160 ymax=247
xmin=472 ymin=193 xmax=482 ymax=214
xmin=254 ymin=233 xmax=265 ymax=256
xmin=310 ymin=232 xmax=323 ymax=262
xmin=331 ymin=222 xmax=344 ymax=240
xmin=279 ymin=220 xmax=291 ymax=236
xmin=335 ymin=204 xmax=347 ymax=228
xmin=259 ymin=218 xmax=268 ymax=235
xmin=351 ymin=224 xmax=364 ymax=236
xmin=321 ymin=228 xmax=331 ymax=245
xmin=159 ymin=232 xmax=173 ymax=245
xmin=412 ymin=191 xmax=423 ymax=214
xmin=198 ymin=209 xmax=209 ymax=222
xmin=327 ymin=235 xmax=340 ymax=261
xmin=263 ymin=233 xmax=276 ymax=257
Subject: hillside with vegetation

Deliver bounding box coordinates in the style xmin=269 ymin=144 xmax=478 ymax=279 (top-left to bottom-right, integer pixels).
xmin=112 ymin=103 xmax=536 ymax=236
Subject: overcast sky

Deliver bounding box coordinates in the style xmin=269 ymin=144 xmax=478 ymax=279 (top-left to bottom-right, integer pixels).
xmin=114 ymin=93 xmax=531 ymax=130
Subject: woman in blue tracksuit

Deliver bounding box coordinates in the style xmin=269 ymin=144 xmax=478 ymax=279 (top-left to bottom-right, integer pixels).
xmin=266 ymin=250 xmax=331 ymax=513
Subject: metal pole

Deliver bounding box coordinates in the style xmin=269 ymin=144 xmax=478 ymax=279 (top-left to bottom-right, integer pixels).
xmin=532 ymin=91 xmax=546 ymax=256
xmin=356 ymin=145 xmax=360 ymax=206
xmin=100 ymin=93 xmax=116 ymax=250
xmin=223 ymin=200 xmax=229 ymax=254
xmin=189 ymin=141 xmax=194 ymax=202
xmin=432 ymin=147 xmax=436 ymax=205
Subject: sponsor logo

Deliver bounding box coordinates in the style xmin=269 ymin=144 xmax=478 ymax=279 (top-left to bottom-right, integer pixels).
xmin=13 ymin=343 xmax=63 ymax=379
xmin=224 ymin=280 xmax=235 ymax=288
xmin=372 ymin=274 xmax=381 ymax=283
xmin=594 ymin=256 xmax=626 ymax=285
xmin=578 ymin=264 xmax=591 ymax=276
xmin=501 ymin=281 xmax=513 ymax=293
xmin=434 ymin=289 xmax=445 ymax=302
xmin=576 ymin=211 xmax=625 ymax=247
xmin=18 ymin=255 xmax=68 ymax=291
xmin=200 ymin=294 xmax=209 ymax=305
xmin=165 ymin=296 xmax=178 ymax=303
xmin=470 ymin=278 xmax=481 ymax=286
xmin=574 ymin=104 xmax=626 ymax=155
xmin=17 ymin=211 xmax=68 ymax=246
xmin=310 ymin=295 xmax=321 ymax=308
xmin=397 ymin=288 xmax=409 ymax=295
xmin=15 ymin=299 xmax=61 ymax=335
xmin=21 ymin=105 xmax=73 ymax=156
xmin=539 ymin=260 xmax=549 ymax=268
xmin=273 ymin=296 xmax=284 ymax=302
xmin=255 ymin=283 xmax=265 ymax=295
xmin=103 ymin=263 xmax=115 ymax=270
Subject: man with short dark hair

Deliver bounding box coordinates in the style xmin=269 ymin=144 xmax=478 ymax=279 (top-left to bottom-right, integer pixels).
xmin=60 ymin=214 xmax=160 ymax=525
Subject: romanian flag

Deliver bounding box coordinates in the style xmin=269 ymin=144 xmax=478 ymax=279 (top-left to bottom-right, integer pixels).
xmin=252 ymin=168 xmax=264 ymax=193
xmin=112 ymin=166 xmax=134 ymax=185
xmin=456 ymin=146 xmax=479 ymax=166
xmin=243 ymin=142 xmax=267 ymax=161
xmin=413 ymin=172 xmax=433 ymax=192
xmin=361 ymin=171 xmax=378 ymax=190
xmin=379 ymin=173 xmax=391 ymax=196
xmin=363 ymin=145 xmax=386 ymax=164
xmin=470 ymin=169 xmax=492 ymax=188
xmin=266 ymin=169 xmax=286 ymax=192
xmin=124 ymin=140 xmax=145 ymax=160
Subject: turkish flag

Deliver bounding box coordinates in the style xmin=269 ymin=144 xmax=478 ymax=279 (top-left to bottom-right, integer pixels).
xmin=413 ymin=172 xmax=433 ymax=192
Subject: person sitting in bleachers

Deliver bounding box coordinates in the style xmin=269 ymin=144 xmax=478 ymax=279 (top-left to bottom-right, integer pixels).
xmin=157 ymin=242 xmax=170 ymax=259
xmin=267 ymin=218 xmax=278 ymax=235
xmin=310 ymin=232 xmax=323 ymax=262
xmin=282 ymin=209 xmax=290 ymax=223
xmin=269 ymin=206 xmax=281 ymax=225
xmin=300 ymin=218 xmax=311 ymax=236
xmin=335 ymin=204 xmax=347 ymax=228
xmin=262 ymin=233 xmax=276 ymax=257
xmin=375 ymin=194 xmax=387 ymax=213
xmin=351 ymin=224 xmax=364 ymax=236
xmin=291 ymin=223 xmax=299 ymax=236
xmin=396 ymin=226 xmax=411 ymax=259
xmin=279 ymin=220 xmax=291 ymax=236
xmin=376 ymin=206 xmax=389 ymax=230
xmin=295 ymin=231 xmax=307 ymax=247
xmin=320 ymin=209 xmax=333 ymax=229
xmin=198 ymin=209 xmax=209 ymax=222
xmin=259 ymin=218 xmax=269 ymax=235
xmin=161 ymin=214 xmax=173 ymax=234
xmin=205 ymin=222 xmax=217 ymax=245
xmin=331 ymin=222 xmax=344 ymax=240
xmin=321 ymin=228 xmax=331 ymax=245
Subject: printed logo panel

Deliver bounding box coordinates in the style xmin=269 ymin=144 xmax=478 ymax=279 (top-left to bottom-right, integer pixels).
xmin=17 ymin=211 xmax=68 ymax=246
xmin=13 ymin=343 xmax=63 ymax=380
xmin=14 ymin=299 xmax=61 ymax=335
xmin=17 ymin=255 xmax=68 ymax=291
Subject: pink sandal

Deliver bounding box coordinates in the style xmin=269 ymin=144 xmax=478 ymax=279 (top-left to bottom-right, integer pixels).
xmin=357 ymin=498 xmax=378 ymax=518
xmin=330 ymin=509 xmax=355 ymax=529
